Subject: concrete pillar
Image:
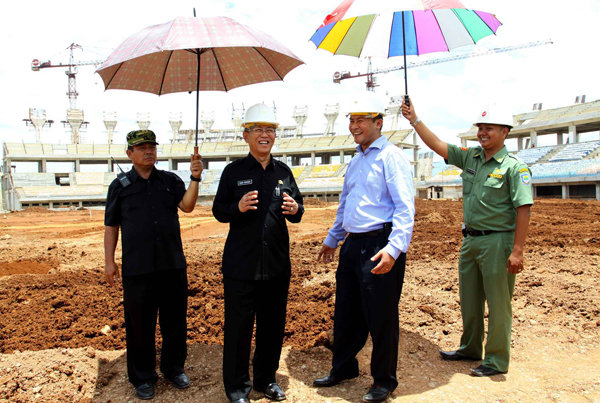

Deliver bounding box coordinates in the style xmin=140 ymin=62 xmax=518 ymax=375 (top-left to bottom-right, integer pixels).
xmin=107 ymin=159 xmax=113 ymax=173
xmin=518 ymin=137 xmax=523 ymax=151
xmin=568 ymin=125 xmax=578 ymax=144
xmin=75 ymin=159 xmax=81 ymax=172
xmin=282 ymin=154 xmax=288 ymax=166
xmin=226 ymin=155 xmax=231 ymax=163
xmin=562 ymin=183 xmax=568 ymax=200
xmin=168 ymin=158 xmax=175 ymax=171
xmin=39 ymin=159 xmax=47 ymax=173
xmin=49 ymin=202 xmax=54 ymax=209
xmin=311 ymin=152 xmax=316 ymax=166
xmin=339 ymin=150 xmax=345 ymax=163
xmin=79 ymin=201 xmax=83 ymax=208
xmin=596 ymin=183 xmax=600 ymax=201
xmin=322 ymin=154 xmax=331 ymax=164
xmin=530 ymin=131 xmax=538 ymax=148
xmin=461 ymin=138 xmax=467 ymax=147
xmin=557 ymin=132 xmax=564 ymax=145
xmin=292 ymin=156 xmax=301 ymax=166
xmin=532 ymin=185 xmax=537 ymax=199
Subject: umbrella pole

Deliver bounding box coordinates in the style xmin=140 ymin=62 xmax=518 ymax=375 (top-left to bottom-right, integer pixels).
xmin=402 ymin=12 xmax=409 ymax=106
xmin=194 ymin=49 xmax=200 ymax=155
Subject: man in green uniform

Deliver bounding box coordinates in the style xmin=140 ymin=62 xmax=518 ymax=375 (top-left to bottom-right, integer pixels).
xmin=402 ymin=100 xmax=533 ymax=377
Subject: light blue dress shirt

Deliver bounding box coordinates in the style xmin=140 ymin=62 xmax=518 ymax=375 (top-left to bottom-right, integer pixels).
xmin=324 ymin=135 xmax=415 ymax=260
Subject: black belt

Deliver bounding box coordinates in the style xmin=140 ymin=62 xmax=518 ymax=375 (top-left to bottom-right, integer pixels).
xmin=462 ymin=228 xmax=513 ymax=237
xmin=349 ymin=223 xmax=392 ymax=239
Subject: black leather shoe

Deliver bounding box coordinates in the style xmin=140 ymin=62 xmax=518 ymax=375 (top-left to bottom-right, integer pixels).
xmin=167 ymin=372 xmax=190 ymax=389
xmin=231 ymin=399 xmax=249 ymax=403
xmin=313 ymin=371 xmax=356 ymax=387
xmin=439 ymin=350 xmax=479 ymax=361
xmin=135 ymin=383 xmax=155 ymax=400
xmin=255 ymin=383 xmax=286 ymax=401
xmin=470 ymin=365 xmax=504 ymax=377
xmin=363 ymin=385 xmax=391 ymax=403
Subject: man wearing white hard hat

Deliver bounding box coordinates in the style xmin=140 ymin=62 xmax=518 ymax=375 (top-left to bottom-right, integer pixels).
xmin=402 ymin=100 xmax=533 ymax=377
xmin=213 ymin=103 xmax=304 ymax=403
xmin=315 ymin=94 xmax=415 ymax=403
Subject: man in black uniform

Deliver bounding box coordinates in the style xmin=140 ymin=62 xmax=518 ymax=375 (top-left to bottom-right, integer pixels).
xmin=104 ymin=130 xmax=202 ymax=400
xmin=212 ymin=103 xmax=304 ymax=403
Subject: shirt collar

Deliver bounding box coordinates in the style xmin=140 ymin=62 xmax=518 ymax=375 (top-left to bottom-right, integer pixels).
xmin=474 ymin=146 xmax=508 ymax=163
xmin=128 ymin=166 xmax=157 ymax=183
xmin=356 ymin=135 xmax=386 ymax=155
xmin=246 ymin=152 xmax=275 ymax=171
xmin=489 ymin=146 xmax=509 ymax=163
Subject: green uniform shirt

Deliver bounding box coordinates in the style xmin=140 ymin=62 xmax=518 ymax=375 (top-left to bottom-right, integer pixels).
xmin=447 ymin=144 xmax=533 ymax=231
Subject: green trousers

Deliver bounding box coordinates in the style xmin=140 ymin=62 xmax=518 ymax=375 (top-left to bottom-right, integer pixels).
xmin=456 ymin=231 xmax=516 ymax=373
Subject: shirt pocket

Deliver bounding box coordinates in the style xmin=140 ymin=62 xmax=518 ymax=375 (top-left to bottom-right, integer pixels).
xmin=120 ymin=187 xmax=142 ymax=211
xmin=157 ymin=186 xmax=178 ymax=212
xmin=481 ymin=177 xmax=505 ymax=203
xmin=460 ymin=172 xmax=475 ymax=195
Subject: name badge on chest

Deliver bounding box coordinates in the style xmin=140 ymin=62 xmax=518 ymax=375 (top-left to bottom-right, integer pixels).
xmin=237 ymin=179 xmax=252 ymax=186
xmin=466 ymin=168 xmax=476 ymax=175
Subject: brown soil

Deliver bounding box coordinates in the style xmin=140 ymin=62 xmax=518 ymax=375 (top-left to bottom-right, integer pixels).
xmin=0 ymin=199 xmax=599 ymax=402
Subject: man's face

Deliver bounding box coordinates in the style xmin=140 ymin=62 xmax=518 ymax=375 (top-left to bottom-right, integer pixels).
xmin=349 ymin=115 xmax=382 ymax=150
xmin=244 ymin=125 xmax=276 ymax=157
xmin=476 ymin=123 xmax=508 ymax=152
xmin=126 ymin=143 xmax=157 ymax=168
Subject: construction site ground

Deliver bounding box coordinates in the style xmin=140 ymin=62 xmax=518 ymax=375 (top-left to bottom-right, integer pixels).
xmin=0 ymin=198 xmax=599 ymax=403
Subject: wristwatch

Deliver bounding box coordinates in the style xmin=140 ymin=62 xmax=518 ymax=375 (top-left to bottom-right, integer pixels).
xmin=190 ymin=175 xmax=201 ymax=182
xmin=410 ymin=117 xmax=421 ymax=127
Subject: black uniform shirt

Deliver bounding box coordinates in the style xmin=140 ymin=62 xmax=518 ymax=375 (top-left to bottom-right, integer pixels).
xmin=212 ymin=154 xmax=304 ymax=280
xmin=105 ymin=167 xmax=187 ymax=276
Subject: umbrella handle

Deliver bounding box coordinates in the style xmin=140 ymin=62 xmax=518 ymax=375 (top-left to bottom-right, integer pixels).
xmin=194 ymin=146 xmax=199 ymax=155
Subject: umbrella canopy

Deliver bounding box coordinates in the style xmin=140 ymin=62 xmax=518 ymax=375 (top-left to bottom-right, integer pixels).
xmin=310 ymin=0 xmax=501 ymax=58
xmin=96 ymin=16 xmax=304 ymax=147
xmin=310 ymin=0 xmax=501 ymax=100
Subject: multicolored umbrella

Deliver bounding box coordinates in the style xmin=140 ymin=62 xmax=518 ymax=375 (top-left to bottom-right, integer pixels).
xmin=97 ymin=15 xmax=304 ymax=151
xmin=310 ymin=0 xmax=501 ymax=100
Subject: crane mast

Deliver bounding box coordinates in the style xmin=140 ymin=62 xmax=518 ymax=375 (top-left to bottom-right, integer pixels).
xmin=332 ymin=40 xmax=554 ymax=90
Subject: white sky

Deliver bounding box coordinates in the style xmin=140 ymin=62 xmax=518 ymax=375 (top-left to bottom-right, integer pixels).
xmin=1 ymin=0 xmax=599 ymax=157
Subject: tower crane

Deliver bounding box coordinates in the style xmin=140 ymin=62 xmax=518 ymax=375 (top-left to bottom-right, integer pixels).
xmin=332 ymin=40 xmax=553 ymax=91
xmin=31 ymin=43 xmax=105 ymax=144
xmin=31 ymin=43 xmax=105 ymax=109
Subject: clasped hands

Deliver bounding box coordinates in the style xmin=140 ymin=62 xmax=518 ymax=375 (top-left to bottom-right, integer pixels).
xmin=238 ymin=191 xmax=298 ymax=215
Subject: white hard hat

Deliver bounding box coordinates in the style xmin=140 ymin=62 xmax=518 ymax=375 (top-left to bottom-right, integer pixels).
xmin=243 ymin=103 xmax=279 ymax=128
xmin=473 ymin=104 xmax=514 ymax=129
xmin=345 ymin=93 xmax=387 ymax=118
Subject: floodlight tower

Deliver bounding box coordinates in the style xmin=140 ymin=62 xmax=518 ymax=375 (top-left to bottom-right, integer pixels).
xmin=231 ymin=103 xmax=245 ymax=140
xmin=201 ymin=111 xmax=215 ymax=141
xmin=323 ymin=103 xmax=339 ymax=136
xmin=387 ymin=97 xmax=402 ymax=131
xmin=292 ymin=105 xmax=308 ymax=138
xmin=103 ymin=111 xmax=118 ymax=144
xmin=25 ymin=108 xmax=52 ymax=143
xmin=169 ymin=112 xmax=182 ymax=143
xmin=137 ymin=112 xmax=151 ymax=130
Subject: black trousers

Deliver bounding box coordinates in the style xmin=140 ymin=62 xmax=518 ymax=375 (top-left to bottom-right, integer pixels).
xmin=222 ymin=274 xmax=290 ymax=401
xmin=122 ymin=269 xmax=188 ymax=387
xmin=332 ymin=232 xmax=406 ymax=391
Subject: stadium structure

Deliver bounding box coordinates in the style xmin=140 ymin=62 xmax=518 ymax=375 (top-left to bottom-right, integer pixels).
xmin=2 ymin=98 xmax=600 ymax=211
xmin=419 ymin=98 xmax=600 ymax=200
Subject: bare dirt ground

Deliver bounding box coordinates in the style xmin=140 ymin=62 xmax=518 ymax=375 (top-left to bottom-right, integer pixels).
xmin=0 ymin=198 xmax=599 ymax=403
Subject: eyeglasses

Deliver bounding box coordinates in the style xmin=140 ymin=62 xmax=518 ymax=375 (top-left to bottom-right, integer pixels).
xmin=250 ymin=127 xmax=276 ymax=135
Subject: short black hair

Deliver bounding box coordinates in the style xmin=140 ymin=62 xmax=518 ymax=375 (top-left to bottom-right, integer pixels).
xmin=127 ymin=145 xmax=134 ymax=152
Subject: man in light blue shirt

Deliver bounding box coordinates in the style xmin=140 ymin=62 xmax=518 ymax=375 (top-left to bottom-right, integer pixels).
xmin=314 ymin=95 xmax=415 ymax=403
